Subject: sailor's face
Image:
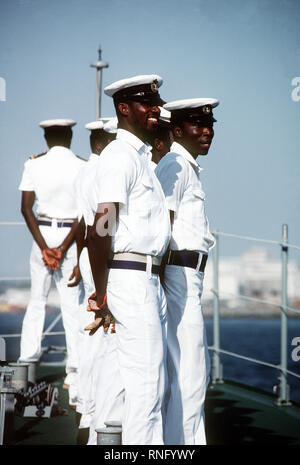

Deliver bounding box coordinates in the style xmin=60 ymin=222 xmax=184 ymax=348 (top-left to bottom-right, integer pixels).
xmin=182 ymin=121 xmax=214 ymax=156
xmin=129 ymin=101 xmax=160 ymax=133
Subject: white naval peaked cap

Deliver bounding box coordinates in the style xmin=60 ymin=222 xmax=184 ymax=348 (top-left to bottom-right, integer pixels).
xmin=39 ymin=119 xmax=76 ymax=128
xmin=159 ymin=106 xmax=171 ymax=122
xmin=85 ymin=120 xmax=105 ymax=131
xmin=104 ymin=74 xmax=163 ymax=98
xmin=103 ymin=117 xmax=118 ymax=134
xmin=163 ymin=98 xmax=219 ymax=111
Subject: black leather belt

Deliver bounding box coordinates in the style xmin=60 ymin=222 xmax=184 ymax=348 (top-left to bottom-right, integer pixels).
xmin=107 ymin=259 xmax=160 ymax=274
xmin=38 ymin=220 xmax=73 ymax=228
xmin=166 ymin=250 xmax=208 ymax=272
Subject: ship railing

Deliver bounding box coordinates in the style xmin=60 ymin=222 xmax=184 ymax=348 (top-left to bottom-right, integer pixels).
xmin=210 ymin=224 xmax=300 ymax=406
xmin=0 ymin=222 xmax=300 ymax=402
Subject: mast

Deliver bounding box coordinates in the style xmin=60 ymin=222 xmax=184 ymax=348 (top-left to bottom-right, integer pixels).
xmin=90 ymin=46 xmax=109 ymax=119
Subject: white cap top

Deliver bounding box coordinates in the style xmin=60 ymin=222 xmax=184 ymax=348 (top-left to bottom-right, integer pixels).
xmin=163 ymin=98 xmax=219 ymax=111
xmin=103 ymin=117 xmax=118 ymax=134
xmin=104 ymin=74 xmax=163 ymax=97
xmin=159 ymin=106 xmax=171 ymax=123
xmin=85 ymin=120 xmax=104 ymax=131
xmin=39 ymin=119 xmax=76 ymax=128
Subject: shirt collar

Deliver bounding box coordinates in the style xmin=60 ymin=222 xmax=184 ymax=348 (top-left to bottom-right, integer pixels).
xmin=47 ymin=146 xmax=75 ymax=157
xmin=117 ymin=128 xmax=152 ymax=158
xmin=170 ymin=141 xmax=203 ymax=171
xmin=89 ymin=153 xmax=100 ymax=162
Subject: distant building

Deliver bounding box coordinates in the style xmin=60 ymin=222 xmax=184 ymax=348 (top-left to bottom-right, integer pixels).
xmin=203 ymin=247 xmax=300 ymax=308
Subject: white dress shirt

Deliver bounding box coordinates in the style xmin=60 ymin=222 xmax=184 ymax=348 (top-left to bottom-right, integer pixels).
xmin=19 ymin=146 xmax=85 ymax=219
xmin=90 ymin=128 xmax=171 ymax=257
xmin=155 ymin=141 xmax=215 ymax=254
xmin=74 ymin=152 xmax=100 ymax=227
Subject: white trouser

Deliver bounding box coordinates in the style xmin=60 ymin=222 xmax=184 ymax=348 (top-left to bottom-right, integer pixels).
xmin=76 ymin=247 xmax=105 ymax=421
xmin=87 ymin=331 xmax=125 ymax=445
xmin=88 ymin=267 xmax=168 ymax=445
xmin=104 ymin=266 xmax=167 ymax=445
xmin=19 ymin=224 xmax=83 ymax=375
xmin=162 ymin=264 xmax=210 ymax=445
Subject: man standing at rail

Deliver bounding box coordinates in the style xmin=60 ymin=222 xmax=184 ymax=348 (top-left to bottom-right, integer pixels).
xmin=86 ymin=74 xmax=171 ymax=445
xmin=155 ymin=98 xmax=219 ymax=445
xmin=18 ymin=119 xmax=84 ymax=406
xmin=72 ymin=117 xmax=118 ymax=436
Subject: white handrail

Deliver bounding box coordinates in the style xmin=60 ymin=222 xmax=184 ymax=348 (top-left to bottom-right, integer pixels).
xmin=208 ymin=346 xmax=300 ymax=379
xmin=212 ymin=230 xmax=300 ymax=251
xmin=210 ymin=288 xmax=300 ymax=315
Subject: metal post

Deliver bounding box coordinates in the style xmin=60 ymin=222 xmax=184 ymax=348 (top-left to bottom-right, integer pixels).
xmin=0 ymin=337 xmax=5 ymax=361
xmin=277 ymin=224 xmax=291 ymax=405
xmin=0 ymin=367 xmax=17 ymax=445
xmin=212 ymin=231 xmax=223 ymax=383
xmin=90 ymin=46 xmax=109 ymax=119
xmin=96 ymin=426 xmax=122 ymax=445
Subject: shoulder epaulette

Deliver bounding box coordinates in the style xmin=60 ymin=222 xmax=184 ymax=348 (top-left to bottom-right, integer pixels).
xmin=29 ymin=151 xmax=47 ymax=160
xmin=75 ymin=154 xmax=87 ymax=161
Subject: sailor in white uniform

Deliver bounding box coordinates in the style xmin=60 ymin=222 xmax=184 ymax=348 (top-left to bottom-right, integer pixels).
xmin=148 ymin=107 xmax=172 ymax=167
xmin=73 ymin=118 xmax=118 ymax=432
xmin=18 ymin=119 xmax=85 ymax=406
xmin=155 ymin=98 xmax=219 ymax=445
xmin=86 ymin=75 xmax=171 ymax=445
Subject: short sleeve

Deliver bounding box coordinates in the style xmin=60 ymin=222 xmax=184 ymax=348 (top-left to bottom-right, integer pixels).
xmin=18 ymin=160 xmax=35 ymax=191
xmin=155 ymin=153 xmax=188 ymax=212
xmin=93 ymin=147 xmax=135 ymax=206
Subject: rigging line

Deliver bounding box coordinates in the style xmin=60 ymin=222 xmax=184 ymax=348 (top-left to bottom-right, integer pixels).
xmin=1 ymin=222 xmax=300 ymax=250
xmin=212 ymin=230 xmax=300 ymax=250
xmin=1 ymin=331 xmax=65 ymax=338
xmin=210 ymin=288 xmax=300 ymax=315
xmin=208 ymin=346 xmax=300 ymax=379
xmin=42 ymin=313 xmax=63 ymax=340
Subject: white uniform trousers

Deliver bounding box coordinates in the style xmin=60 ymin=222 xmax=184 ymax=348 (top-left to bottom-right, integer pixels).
xmin=87 ymin=331 xmax=125 ymax=445
xmin=162 ymin=264 xmax=210 ymax=445
xmin=19 ymin=225 xmax=82 ymax=376
xmin=106 ymin=267 xmax=167 ymax=445
xmin=76 ymin=247 xmax=105 ymax=424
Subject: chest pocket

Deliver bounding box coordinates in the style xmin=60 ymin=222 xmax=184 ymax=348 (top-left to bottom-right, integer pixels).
xmin=141 ymin=172 xmax=154 ymax=190
xmin=193 ymin=188 xmax=206 ymax=201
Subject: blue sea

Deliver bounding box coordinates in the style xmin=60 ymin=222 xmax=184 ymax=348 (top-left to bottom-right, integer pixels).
xmin=1 ymin=311 xmax=300 ymax=403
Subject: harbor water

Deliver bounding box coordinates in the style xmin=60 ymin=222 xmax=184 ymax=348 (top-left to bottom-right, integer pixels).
xmin=1 ymin=309 xmax=299 ymax=404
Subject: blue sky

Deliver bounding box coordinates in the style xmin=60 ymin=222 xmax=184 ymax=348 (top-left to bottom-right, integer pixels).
xmin=0 ymin=0 xmax=300 ymax=276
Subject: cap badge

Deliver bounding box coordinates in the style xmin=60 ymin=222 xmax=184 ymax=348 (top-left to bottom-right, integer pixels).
xmin=151 ymin=80 xmax=158 ymax=93
xmin=202 ymin=105 xmax=211 ymax=114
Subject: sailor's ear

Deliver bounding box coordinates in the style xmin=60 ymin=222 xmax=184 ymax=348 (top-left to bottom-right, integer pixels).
xmin=118 ymin=102 xmax=129 ymax=116
xmin=173 ymin=125 xmax=183 ymax=139
xmin=155 ymin=138 xmax=163 ymax=151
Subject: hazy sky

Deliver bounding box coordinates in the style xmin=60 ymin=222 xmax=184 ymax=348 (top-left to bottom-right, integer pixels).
xmin=0 ymin=0 xmax=300 ymax=276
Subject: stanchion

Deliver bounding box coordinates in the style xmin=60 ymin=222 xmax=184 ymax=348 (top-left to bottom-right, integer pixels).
xmin=96 ymin=426 xmax=122 ymax=445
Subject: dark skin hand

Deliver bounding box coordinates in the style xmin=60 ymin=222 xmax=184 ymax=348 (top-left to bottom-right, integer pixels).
xmin=21 ymin=190 xmax=79 ymax=271
xmin=85 ymin=202 xmax=117 ymax=335
xmin=67 ymin=217 xmax=86 ymax=287
xmin=160 ymin=210 xmax=174 ymax=283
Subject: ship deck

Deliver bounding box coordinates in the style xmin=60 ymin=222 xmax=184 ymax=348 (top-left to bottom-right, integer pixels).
xmin=3 ymin=364 xmax=299 ymax=446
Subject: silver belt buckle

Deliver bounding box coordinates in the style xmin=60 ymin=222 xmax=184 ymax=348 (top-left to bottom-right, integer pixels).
xmin=195 ymin=252 xmax=202 ymax=272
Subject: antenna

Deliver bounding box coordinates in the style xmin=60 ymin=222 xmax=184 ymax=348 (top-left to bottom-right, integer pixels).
xmin=90 ymin=46 xmax=109 ymax=119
